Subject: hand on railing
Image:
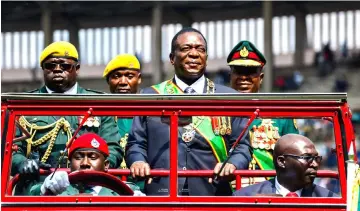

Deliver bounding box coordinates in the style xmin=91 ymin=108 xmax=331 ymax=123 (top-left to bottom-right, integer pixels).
xmin=209 ymin=162 xmax=236 ymax=184
xmin=130 ymin=161 xmax=152 ymax=184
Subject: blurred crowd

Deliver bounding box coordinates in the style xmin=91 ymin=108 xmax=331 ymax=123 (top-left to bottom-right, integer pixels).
xmin=213 ymin=40 xmax=360 ymax=94
xmin=296 ymin=118 xmax=360 ymax=194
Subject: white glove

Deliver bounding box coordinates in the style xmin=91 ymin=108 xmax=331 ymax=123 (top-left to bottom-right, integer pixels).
xmin=40 ymin=171 xmax=70 ymax=195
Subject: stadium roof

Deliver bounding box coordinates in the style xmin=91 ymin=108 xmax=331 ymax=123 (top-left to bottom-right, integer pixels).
xmin=2 ymin=1 xmax=359 ymax=32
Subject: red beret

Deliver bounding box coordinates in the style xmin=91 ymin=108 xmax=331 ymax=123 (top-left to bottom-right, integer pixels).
xmin=68 ymin=133 xmax=109 ymax=158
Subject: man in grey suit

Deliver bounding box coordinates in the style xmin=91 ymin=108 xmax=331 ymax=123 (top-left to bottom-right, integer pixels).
xmin=126 ymin=27 xmax=252 ymax=196
xmin=233 ymin=134 xmax=337 ymax=197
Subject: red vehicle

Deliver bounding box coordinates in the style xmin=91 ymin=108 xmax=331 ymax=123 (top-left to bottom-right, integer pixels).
xmin=1 ymin=93 xmax=359 ymax=211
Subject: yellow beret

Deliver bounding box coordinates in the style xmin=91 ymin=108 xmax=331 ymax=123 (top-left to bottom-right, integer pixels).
xmin=40 ymin=41 xmax=79 ymax=66
xmin=103 ymin=54 xmax=140 ymax=78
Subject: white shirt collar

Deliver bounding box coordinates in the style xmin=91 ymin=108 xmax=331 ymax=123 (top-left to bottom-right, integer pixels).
xmin=275 ymin=177 xmax=303 ymax=197
xmin=174 ymin=74 xmax=205 ymax=94
xmin=45 ymin=82 xmax=78 ymax=94
xmin=92 ymin=186 xmax=102 ymax=196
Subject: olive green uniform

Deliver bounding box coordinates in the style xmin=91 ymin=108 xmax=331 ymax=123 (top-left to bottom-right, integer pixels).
xmin=249 ymin=118 xmax=299 ymax=170
xmin=11 ymin=86 xmax=123 ymax=194
xmin=117 ymin=117 xmax=144 ymax=191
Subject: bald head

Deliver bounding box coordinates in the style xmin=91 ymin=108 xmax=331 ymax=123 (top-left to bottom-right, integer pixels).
xmin=273 ymin=134 xmax=321 ymax=191
xmin=274 ymin=134 xmax=314 ymax=157
xmin=273 ymin=134 xmax=315 ymax=167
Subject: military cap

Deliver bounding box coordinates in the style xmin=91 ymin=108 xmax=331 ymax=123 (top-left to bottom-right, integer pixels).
xmin=68 ymin=133 xmax=109 ymax=158
xmin=227 ymin=40 xmax=266 ymax=67
xmin=40 ymin=41 xmax=79 ymax=67
xmin=103 ymin=54 xmax=140 ymax=78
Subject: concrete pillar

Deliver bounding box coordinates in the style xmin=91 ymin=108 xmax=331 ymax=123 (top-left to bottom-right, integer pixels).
xmin=353 ymin=11 xmax=356 ymax=50
xmin=263 ymin=1 xmax=273 ymax=92
xmin=336 ymin=13 xmax=339 ymax=50
xmin=222 ymin=22 xmax=226 ymax=57
xmin=294 ymin=11 xmax=307 ymax=68
xmin=83 ymin=29 xmax=88 ymax=64
xmin=328 ymin=14 xmax=331 ymax=48
xmin=319 ymin=14 xmax=322 ymax=46
xmin=278 ymin=17 xmax=282 ymax=54
xmin=344 ymin=12 xmax=348 ymax=48
xmin=151 ymin=2 xmax=163 ymax=84
xmin=2 ymin=34 xmax=6 ymax=69
xmin=123 ymin=27 xmax=127 ymax=54
xmin=312 ymin=14 xmax=316 ymax=50
xmin=41 ymin=3 xmax=52 ymax=47
xmin=118 ymin=28 xmax=122 ymax=54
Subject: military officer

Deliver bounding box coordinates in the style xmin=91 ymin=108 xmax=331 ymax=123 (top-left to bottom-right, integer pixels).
xmin=29 ymin=133 xmax=145 ymax=196
xmin=227 ymin=40 xmax=299 ymax=184
xmin=103 ymin=54 xmax=142 ymax=169
xmin=12 ymin=41 xmax=123 ymax=195
xmin=103 ymin=54 xmax=144 ymax=191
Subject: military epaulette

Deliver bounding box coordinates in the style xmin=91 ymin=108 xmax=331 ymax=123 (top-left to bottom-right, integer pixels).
xmin=85 ymin=88 xmax=106 ymax=94
xmin=27 ymin=89 xmax=40 ymax=93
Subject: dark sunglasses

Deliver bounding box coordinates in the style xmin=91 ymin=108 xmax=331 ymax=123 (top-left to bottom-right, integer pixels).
xmin=282 ymin=154 xmax=323 ymax=164
xmin=232 ymin=66 xmax=262 ymax=77
xmin=43 ymin=62 xmax=76 ymax=71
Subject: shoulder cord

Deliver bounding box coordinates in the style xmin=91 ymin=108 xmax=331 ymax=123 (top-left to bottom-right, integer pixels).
xmin=18 ymin=116 xmax=72 ymax=163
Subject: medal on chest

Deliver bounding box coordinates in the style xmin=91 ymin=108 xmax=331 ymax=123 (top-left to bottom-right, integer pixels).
xmin=250 ymin=119 xmax=280 ymax=150
xmin=182 ymin=124 xmax=196 ymax=143
xmin=211 ymin=116 xmax=232 ymax=136
xmin=79 ymin=116 xmax=100 ymax=128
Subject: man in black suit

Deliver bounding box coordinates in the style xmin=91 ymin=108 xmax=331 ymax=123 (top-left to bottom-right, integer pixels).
xmin=126 ymin=27 xmax=252 ymax=196
xmin=233 ymin=134 xmax=337 ymax=197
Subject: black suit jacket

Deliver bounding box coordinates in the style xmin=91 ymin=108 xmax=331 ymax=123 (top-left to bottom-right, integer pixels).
xmin=126 ymin=79 xmax=252 ymax=196
xmin=232 ymin=179 xmax=338 ymax=197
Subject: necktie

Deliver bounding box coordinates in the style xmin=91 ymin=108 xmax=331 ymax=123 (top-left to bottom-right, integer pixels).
xmin=286 ymin=192 xmax=299 ymax=197
xmin=184 ymin=87 xmax=196 ymax=94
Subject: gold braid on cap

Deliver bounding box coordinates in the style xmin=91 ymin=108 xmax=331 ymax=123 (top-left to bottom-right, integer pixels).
xmin=18 ymin=116 xmax=72 ymax=163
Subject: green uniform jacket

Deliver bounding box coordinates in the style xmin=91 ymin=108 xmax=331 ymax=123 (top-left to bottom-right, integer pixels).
xmin=29 ymin=184 xmax=118 ymax=196
xmin=117 ymin=117 xmax=145 ymax=191
xmin=117 ymin=117 xmax=133 ymax=169
xmin=11 ymin=86 xmax=123 ymax=194
xmin=249 ymin=118 xmax=299 ymax=170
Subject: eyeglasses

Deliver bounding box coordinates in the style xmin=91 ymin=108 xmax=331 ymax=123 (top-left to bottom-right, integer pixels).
xmin=232 ymin=66 xmax=262 ymax=78
xmin=282 ymin=154 xmax=323 ymax=164
xmin=43 ymin=62 xmax=76 ymax=71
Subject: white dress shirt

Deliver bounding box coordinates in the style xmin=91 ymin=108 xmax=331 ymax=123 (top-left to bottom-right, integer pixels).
xmin=275 ymin=177 xmax=302 ymax=197
xmin=174 ymin=74 xmax=205 ymax=94
xmin=46 ymin=82 xmax=78 ymax=94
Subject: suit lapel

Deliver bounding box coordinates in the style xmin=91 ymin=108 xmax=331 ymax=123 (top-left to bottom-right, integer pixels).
xmin=77 ymin=86 xmax=86 ymax=94
xmin=202 ymin=77 xmax=208 ymax=93
xmin=301 ymin=184 xmax=315 ymax=197
xmin=39 ymin=86 xmax=48 ymax=93
xmin=262 ymin=179 xmax=277 ymax=194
